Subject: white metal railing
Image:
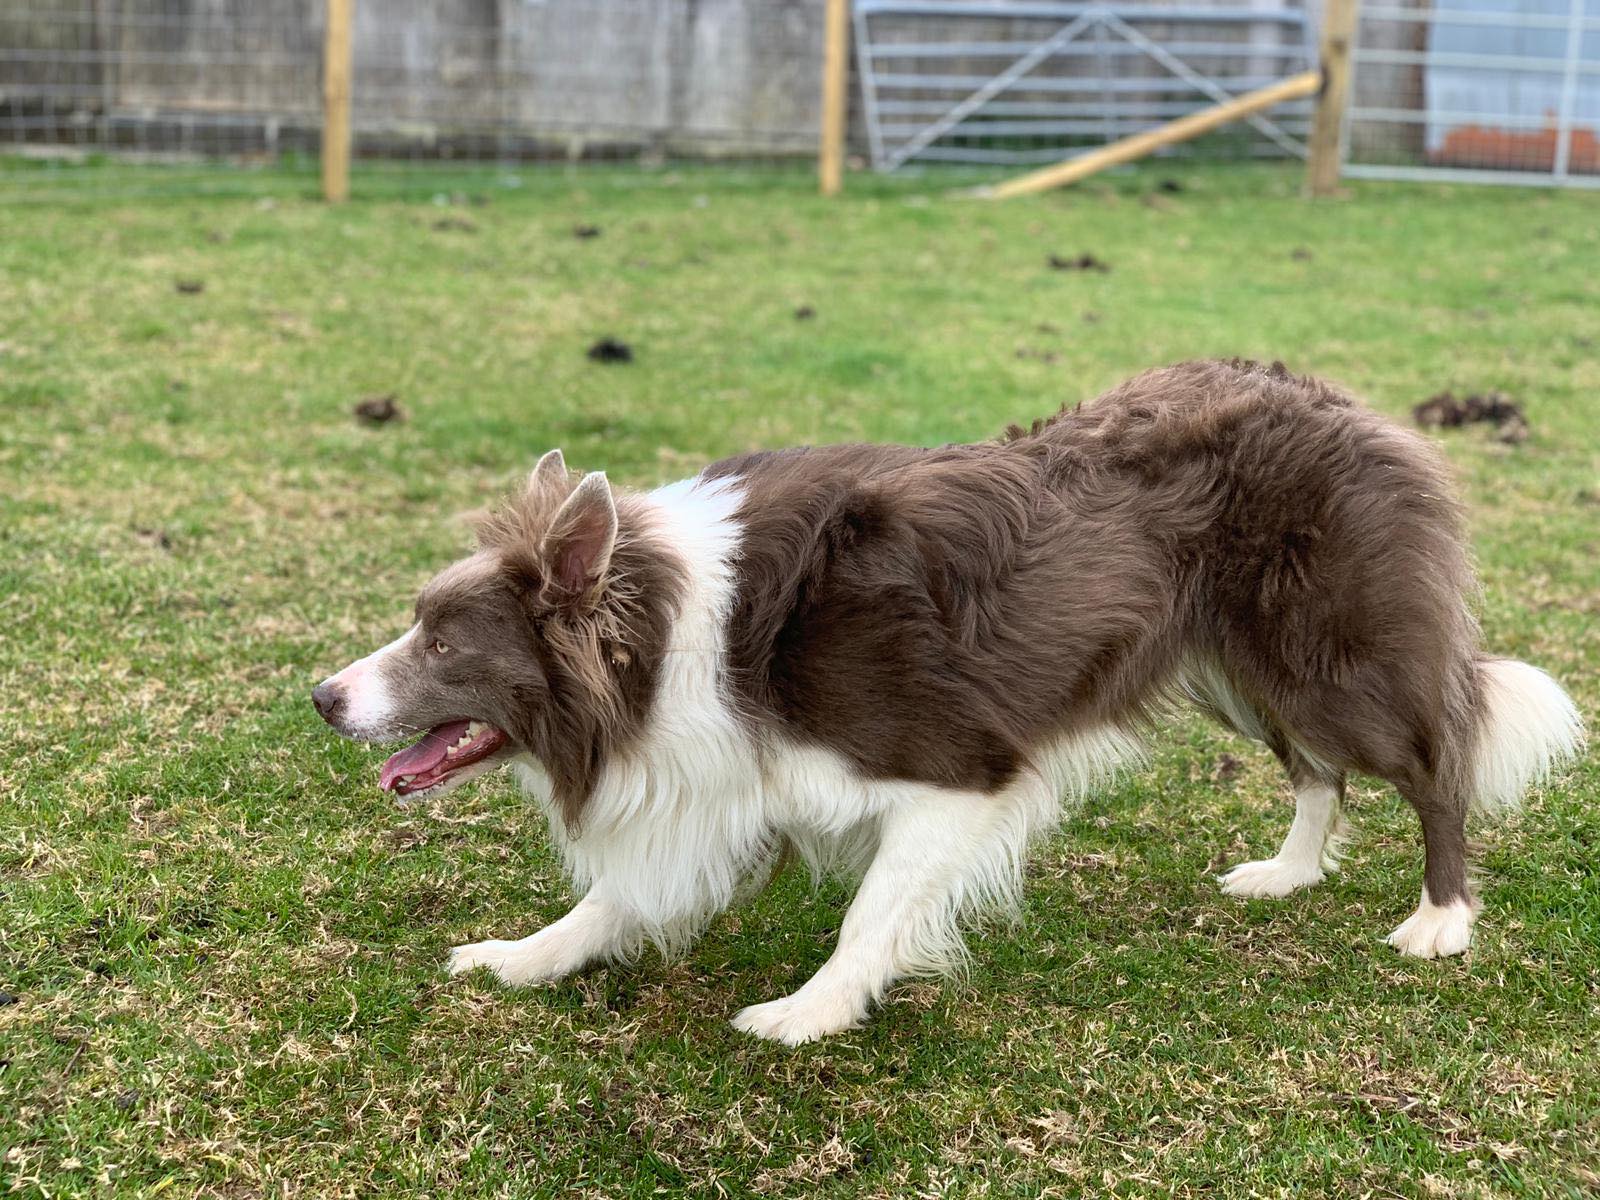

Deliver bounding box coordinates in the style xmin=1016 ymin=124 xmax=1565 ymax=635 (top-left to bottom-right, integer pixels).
xmin=1344 ymin=0 xmax=1600 ymax=187
xmin=853 ymin=0 xmax=1317 ymax=170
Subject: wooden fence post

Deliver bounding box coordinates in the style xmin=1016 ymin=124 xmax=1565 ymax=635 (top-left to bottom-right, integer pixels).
xmin=1306 ymin=0 xmax=1359 ymax=197
xmin=322 ymin=0 xmax=353 ymax=203
xmin=819 ymin=0 xmax=849 ymax=196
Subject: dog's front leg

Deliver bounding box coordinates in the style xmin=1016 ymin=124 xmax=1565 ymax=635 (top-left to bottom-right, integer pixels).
xmin=732 ymin=788 xmax=1016 ymax=1045
xmin=449 ymin=889 xmax=637 ymax=986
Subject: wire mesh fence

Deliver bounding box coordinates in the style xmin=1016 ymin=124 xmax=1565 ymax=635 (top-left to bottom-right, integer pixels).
xmin=1346 ymin=0 xmax=1600 ymax=186
xmin=0 ymin=0 xmax=1329 ymax=205
xmin=7 ymin=0 xmax=1600 ymax=200
xmin=0 ymin=0 xmax=832 ymax=201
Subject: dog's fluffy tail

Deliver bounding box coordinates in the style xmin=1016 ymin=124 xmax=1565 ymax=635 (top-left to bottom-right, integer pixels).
xmin=1469 ymin=657 xmax=1584 ymax=815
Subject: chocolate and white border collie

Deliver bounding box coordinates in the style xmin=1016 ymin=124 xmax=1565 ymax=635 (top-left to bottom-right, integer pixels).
xmin=313 ymin=360 xmax=1582 ymax=1044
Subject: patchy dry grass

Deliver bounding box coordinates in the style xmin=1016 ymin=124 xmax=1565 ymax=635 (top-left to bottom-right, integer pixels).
xmin=1 ymin=163 xmax=1597 ymax=1199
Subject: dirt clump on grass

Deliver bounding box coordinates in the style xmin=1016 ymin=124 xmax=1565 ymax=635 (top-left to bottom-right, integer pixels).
xmin=1212 ymin=753 xmax=1243 ymax=784
xmin=354 ymin=394 xmax=404 ymax=425
xmin=1048 ymin=253 xmax=1111 ymax=273
xmin=174 ymin=279 xmax=205 ymax=295
xmin=134 ymin=527 xmax=174 ymax=552
xmin=1412 ymin=390 xmax=1529 ymax=444
xmin=587 ymin=337 xmax=634 ymax=364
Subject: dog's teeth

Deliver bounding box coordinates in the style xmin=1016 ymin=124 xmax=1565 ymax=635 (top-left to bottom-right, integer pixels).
xmin=466 ymin=721 xmax=484 ymax=737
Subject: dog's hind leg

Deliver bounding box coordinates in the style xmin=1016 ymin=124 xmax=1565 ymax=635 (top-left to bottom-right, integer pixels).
xmin=1385 ymin=784 xmax=1475 ymax=958
xmin=449 ymin=889 xmax=639 ymax=986
xmin=731 ymin=782 xmax=1037 ymax=1045
xmin=1218 ymin=739 xmax=1348 ymax=899
xmin=1187 ymin=662 xmax=1348 ymax=899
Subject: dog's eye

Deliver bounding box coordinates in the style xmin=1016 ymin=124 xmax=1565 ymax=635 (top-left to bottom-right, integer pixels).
xmin=433 ymin=640 xmax=450 ymax=655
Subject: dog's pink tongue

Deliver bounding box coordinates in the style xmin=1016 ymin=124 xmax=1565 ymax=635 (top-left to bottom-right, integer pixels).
xmin=379 ymin=719 xmax=471 ymax=790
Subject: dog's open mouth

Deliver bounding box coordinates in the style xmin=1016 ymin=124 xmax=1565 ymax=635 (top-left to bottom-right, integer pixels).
xmin=378 ymin=718 xmax=509 ymax=797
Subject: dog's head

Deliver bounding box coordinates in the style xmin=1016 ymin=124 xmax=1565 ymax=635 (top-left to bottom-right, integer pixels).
xmin=312 ymin=450 xmax=681 ymax=823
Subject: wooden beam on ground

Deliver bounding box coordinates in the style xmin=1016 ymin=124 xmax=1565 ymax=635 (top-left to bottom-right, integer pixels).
xmin=986 ymin=69 xmax=1322 ymax=200
xmin=819 ymin=0 xmax=850 ymax=196
xmin=1306 ymin=0 xmax=1360 ymax=197
xmin=322 ymin=0 xmax=353 ymax=203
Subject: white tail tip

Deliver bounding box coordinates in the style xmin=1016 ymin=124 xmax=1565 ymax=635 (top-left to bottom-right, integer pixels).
xmin=1471 ymin=658 xmax=1584 ymax=814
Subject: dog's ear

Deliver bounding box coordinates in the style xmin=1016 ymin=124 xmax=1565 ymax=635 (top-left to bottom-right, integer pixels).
xmin=526 ymin=448 xmax=571 ymax=507
xmin=541 ymin=472 xmax=617 ymax=603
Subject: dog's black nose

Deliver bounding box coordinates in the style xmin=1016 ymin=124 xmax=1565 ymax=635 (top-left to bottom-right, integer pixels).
xmin=311 ymin=682 xmax=344 ymax=726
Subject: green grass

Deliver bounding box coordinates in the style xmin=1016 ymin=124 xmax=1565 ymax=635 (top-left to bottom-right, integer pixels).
xmin=2 ymin=162 xmax=1597 ymax=1199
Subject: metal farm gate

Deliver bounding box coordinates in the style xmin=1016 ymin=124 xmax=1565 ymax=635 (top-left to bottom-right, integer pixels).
xmin=852 ymin=0 xmax=1319 ymax=170
xmin=1345 ymin=0 xmax=1600 ymax=187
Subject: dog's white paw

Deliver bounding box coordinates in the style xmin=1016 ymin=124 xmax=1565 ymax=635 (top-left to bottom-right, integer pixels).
xmin=731 ymin=992 xmax=863 ymax=1046
xmin=1218 ymin=857 xmax=1325 ymax=899
xmin=448 ymin=938 xmax=561 ymax=987
xmin=1387 ymin=897 xmax=1474 ymax=959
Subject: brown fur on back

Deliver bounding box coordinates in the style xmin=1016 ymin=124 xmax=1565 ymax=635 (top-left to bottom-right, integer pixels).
xmin=707 ymin=359 xmax=1483 ymax=871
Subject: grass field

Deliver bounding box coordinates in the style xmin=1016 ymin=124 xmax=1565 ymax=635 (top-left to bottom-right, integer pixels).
xmin=2 ymin=163 xmax=1597 ymax=1199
